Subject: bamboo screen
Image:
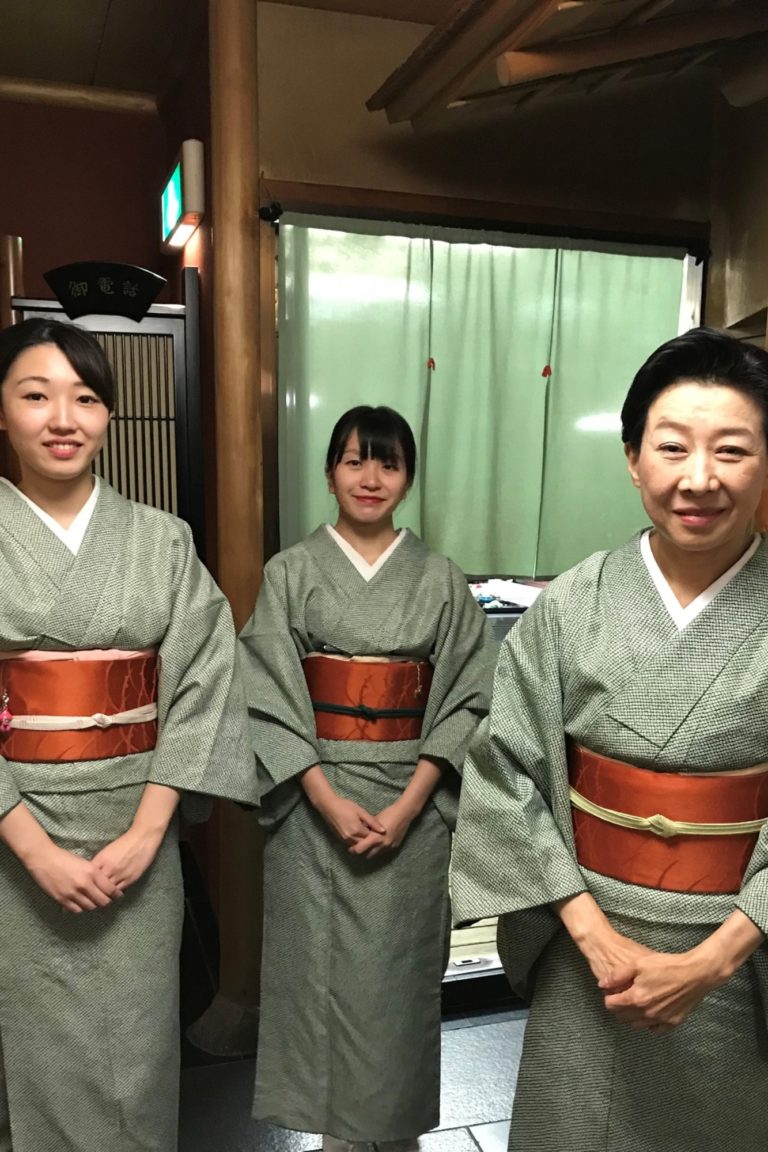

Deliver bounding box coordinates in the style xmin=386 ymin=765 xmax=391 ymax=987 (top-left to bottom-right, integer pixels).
xmin=92 ymin=331 xmax=178 ymax=514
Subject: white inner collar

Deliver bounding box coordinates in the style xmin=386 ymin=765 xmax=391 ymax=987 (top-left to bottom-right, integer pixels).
xmin=0 ymin=475 xmax=100 ymax=555
xmin=641 ymin=528 xmax=760 ymax=631
xmin=326 ymin=524 xmax=406 ymax=581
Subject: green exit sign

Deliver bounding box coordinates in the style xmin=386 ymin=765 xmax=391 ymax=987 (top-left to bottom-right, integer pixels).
xmin=161 ymin=162 xmax=183 ymax=243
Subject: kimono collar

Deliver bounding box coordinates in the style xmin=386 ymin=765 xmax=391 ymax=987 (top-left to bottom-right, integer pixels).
xmin=324 ymin=524 xmax=406 ymax=581
xmin=0 ymin=475 xmax=100 ymax=555
xmin=640 ymin=528 xmax=761 ymax=631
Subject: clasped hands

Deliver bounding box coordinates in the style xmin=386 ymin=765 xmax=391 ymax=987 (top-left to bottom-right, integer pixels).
xmin=301 ymin=759 xmax=442 ymax=860
xmin=26 ymin=824 xmax=164 ymax=913
xmin=0 ymin=784 xmax=180 ymax=913
xmin=557 ymin=892 xmax=749 ymax=1037
xmin=315 ymin=790 xmax=417 ymax=858
xmin=581 ymin=925 xmax=723 ymax=1036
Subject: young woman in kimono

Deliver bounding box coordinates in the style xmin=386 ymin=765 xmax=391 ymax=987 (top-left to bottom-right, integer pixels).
xmin=0 ymin=318 xmax=256 ymax=1152
xmin=451 ymin=327 xmax=768 ymax=1152
xmin=239 ymin=405 xmax=492 ymax=1151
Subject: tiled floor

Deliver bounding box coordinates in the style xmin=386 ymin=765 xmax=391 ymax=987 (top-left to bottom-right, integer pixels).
xmin=179 ymin=1007 xmax=527 ymax=1152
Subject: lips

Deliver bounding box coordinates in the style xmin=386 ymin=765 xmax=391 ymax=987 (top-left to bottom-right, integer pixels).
xmin=354 ymin=495 xmax=385 ymax=504
xmin=674 ymin=507 xmax=724 ymax=526
xmin=43 ymin=441 xmax=82 ymax=460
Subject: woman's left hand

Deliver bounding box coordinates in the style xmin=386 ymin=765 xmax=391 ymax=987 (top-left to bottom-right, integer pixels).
xmin=600 ymin=949 xmax=721 ymax=1034
xmin=348 ymin=798 xmax=416 ymax=858
xmin=92 ymin=827 xmax=163 ymax=891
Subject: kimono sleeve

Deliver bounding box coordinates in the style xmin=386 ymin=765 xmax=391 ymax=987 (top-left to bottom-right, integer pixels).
xmin=736 ymin=831 xmax=768 ymax=935
xmin=418 ymin=560 xmax=494 ymax=773
xmin=148 ymin=522 xmax=258 ymax=809
xmin=238 ymin=559 xmax=321 ymax=807
xmin=0 ymin=757 xmax=21 ymax=820
xmin=451 ymin=587 xmax=586 ymax=927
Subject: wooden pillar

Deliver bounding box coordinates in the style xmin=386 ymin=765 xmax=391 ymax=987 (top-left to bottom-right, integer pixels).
xmin=0 ymin=235 xmax=23 ymax=330
xmin=0 ymin=237 xmax=23 ymax=482
xmin=208 ymin=0 xmax=264 ymax=1036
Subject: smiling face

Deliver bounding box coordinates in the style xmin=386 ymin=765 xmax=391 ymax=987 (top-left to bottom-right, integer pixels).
xmin=327 ymin=430 xmax=410 ymax=531
xmin=0 ymin=342 xmax=111 ymax=488
xmin=626 ymin=380 xmax=768 ymax=566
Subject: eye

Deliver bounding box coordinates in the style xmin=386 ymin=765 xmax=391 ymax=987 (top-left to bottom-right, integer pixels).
xmin=717 ymin=445 xmax=747 ymax=458
xmin=382 ymin=461 xmax=400 ymax=471
xmin=76 ymin=393 xmax=101 ymax=405
xmin=658 ymin=442 xmax=686 ymax=455
xmin=346 ymin=457 xmax=361 ymax=467
xmin=22 ymin=391 xmax=46 ymax=402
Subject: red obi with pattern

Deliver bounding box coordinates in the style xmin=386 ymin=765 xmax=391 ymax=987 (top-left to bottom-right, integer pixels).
xmin=302 ymin=654 xmax=433 ymax=742
xmin=568 ymin=741 xmax=768 ymax=893
xmin=0 ymin=651 xmax=158 ymax=762
xmin=568 ymin=742 xmax=768 ymax=894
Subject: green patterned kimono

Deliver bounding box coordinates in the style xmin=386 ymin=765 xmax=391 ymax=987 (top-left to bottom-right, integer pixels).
xmin=452 ymin=533 xmax=768 ymax=1152
xmin=239 ymin=526 xmax=492 ymax=1142
xmin=0 ymin=481 xmax=257 ymax=1152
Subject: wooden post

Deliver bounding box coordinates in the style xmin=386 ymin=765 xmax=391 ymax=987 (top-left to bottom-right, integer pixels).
xmin=0 ymin=235 xmax=23 ymax=330
xmin=0 ymin=237 xmax=23 ymax=481
xmin=191 ymin=0 xmax=264 ymax=1052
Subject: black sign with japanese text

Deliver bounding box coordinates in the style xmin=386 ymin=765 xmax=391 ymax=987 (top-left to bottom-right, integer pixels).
xmin=43 ymin=262 xmax=166 ymax=322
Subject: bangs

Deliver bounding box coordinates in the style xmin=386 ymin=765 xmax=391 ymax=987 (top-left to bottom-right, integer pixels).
xmin=345 ymin=426 xmax=404 ymax=468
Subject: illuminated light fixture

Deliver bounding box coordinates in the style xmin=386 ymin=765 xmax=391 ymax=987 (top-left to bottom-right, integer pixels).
xmin=160 ymin=139 xmax=205 ymax=250
xmin=575 ymin=413 xmax=622 ymax=433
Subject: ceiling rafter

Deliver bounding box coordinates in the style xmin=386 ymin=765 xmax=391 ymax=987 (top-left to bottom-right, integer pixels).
xmin=624 ymin=0 xmax=676 ymax=25
xmin=0 ymin=74 xmax=156 ymax=114
xmin=496 ymin=0 xmax=768 ymax=88
xmin=367 ymin=0 xmax=569 ymax=124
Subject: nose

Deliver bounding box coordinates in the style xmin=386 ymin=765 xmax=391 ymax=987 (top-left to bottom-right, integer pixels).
xmin=680 ymin=449 xmax=718 ymax=494
xmin=359 ymin=459 xmax=382 ymax=488
xmin=48 ymin=397 xmax=77 ymax=432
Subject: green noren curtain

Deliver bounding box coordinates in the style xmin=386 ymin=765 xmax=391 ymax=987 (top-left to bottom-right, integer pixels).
xmin=535 ymin=249 xmax=684 ymax=575
xmin=277 ymin=218 xmax=686 ymax=576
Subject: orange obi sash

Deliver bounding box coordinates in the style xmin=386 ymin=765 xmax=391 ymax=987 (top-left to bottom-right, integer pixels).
xmin=568 ymin=742 xmax=768 ymax=894
xmin=302 ymin=654 xmax=433 ymax=742
xmin=0 ymin=650 xmax=158 ymax=762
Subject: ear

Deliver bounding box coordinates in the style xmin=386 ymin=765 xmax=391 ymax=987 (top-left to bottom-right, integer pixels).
xmin=625 ymin=442 xmax=641 ymax=489
xmin=326 ymin=469 xmax=335 ymax=495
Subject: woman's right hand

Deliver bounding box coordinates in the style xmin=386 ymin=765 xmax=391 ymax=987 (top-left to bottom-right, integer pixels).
xmin=555 ymin=891 xmax=653 ymax=991
xmin=0 ymin=800 xmax=121 ymax=912
xmin=301 ymin=763 xmax=385 ymax=848
xmin=25 ymin=842 xmax=122 ymax=912
xmin=315 ymin=791 xmax=386 ymax=849
xmin=578 ymin=922 xmax=654 ymax=991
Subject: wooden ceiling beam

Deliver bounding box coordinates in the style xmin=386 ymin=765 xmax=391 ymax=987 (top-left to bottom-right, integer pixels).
xmin=624 ymin=0 xmax=676 ymax=24
xmin=718 ymin=36 xmax=768 ymax=106
xmin=367 ymin=0 xmax=566 ymax=124
xmin=0 ymin=74 xmax=156 ymax=114
xmin=497 ymin=1 xmax=768 ymax=88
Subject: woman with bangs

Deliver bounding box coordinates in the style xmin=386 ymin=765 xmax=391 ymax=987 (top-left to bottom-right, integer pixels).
xmin=240 ymin=405 xmax=492 ymax=1151
xmin=0 ymin=318 xmax=256 ymax=1152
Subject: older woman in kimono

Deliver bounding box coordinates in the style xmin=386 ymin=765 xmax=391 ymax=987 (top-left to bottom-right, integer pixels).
xmin=0 ymin=318 xmax=256 ymax=1152
xmin=239 ymin=405 xmax=492 ymax=1151
xmin=452 ymin=327 xmax=768 ymax=1151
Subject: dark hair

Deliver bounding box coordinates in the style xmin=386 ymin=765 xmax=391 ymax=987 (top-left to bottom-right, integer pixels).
xmin=621 ymin=327 xmax=768 ymax=451
xmin=325 ymin=405 xmax=417 ymax=484
xmin=0 ymin=318 xmax=115 ymax=411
